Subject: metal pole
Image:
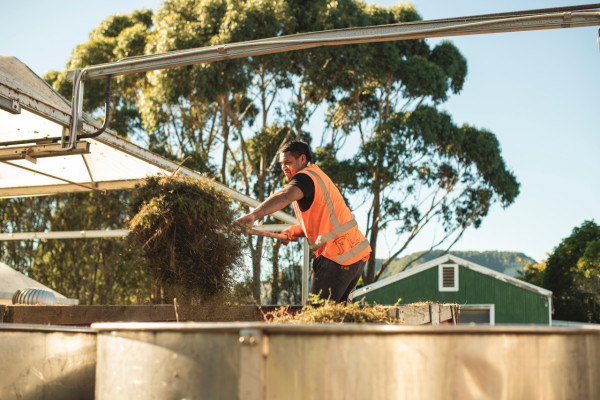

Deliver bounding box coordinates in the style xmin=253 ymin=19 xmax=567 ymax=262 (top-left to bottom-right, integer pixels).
xmin=0 ymin=230 xmax=130 ymax=240
xmin=0 ymin=225 xmax=290 ymax=241
xmin=68 ymin=69 xmax=84 ymax=150
xmin=64 ymin=6 xmax=600 ymax=159
xmin=68 ymin=9 xmax=600 ymax=82
xmin=302 ymin=238 xmax=310 ymax=305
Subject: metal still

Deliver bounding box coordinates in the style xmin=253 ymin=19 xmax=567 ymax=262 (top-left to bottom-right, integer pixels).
xmin=0 ymin=324 xmax=96 ymax=400
xmin=92 ymin=322 xmax=600 ymax=400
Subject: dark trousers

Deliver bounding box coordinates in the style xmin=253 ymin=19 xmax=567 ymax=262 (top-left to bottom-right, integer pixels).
xmin=310 ymin=255 xmax=366 ymax=303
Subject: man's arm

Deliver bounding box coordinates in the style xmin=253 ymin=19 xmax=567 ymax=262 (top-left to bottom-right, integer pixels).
xmin=235 ymin=185 xmax=304 ymax=227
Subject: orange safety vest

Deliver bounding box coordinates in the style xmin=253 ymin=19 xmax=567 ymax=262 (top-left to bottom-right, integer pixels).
xmin=292 ymin=164 xmax=371 ymax=265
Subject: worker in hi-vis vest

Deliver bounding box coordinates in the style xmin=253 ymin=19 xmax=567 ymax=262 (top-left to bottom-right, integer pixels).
xmin=235 ymin=140 xmax=371 ymax=303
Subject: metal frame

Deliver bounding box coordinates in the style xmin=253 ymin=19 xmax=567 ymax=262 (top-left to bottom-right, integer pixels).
xmin=65 ymin=5 xmax=600 ymax=143
xmin=0 ymin=230 xmax=130 ymax=241
xmin=0 ymin=142 xmax=89 ymax=163
xmin=0 ymin=224 xmax=291 ymax=241
xmin=302 ymin=239 xmax=310 ymax=304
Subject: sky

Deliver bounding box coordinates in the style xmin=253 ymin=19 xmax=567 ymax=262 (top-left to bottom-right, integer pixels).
xmin=1 ymin=0 xmax=599 ymax=263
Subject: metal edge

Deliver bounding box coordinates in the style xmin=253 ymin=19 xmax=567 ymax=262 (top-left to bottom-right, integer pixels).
xmin=90 ymin=321 xmax=600 ymax=335
xmin=0 ymin=323 xmax=94 ymax=333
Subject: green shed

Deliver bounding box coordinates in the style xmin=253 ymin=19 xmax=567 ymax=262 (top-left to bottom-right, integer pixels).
xmin=354 ymin=254 xmax=552 ymax=325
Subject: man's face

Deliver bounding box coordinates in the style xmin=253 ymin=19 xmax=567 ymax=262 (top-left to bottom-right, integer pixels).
xmin=279 ymin=151 xmax=307 ymax=181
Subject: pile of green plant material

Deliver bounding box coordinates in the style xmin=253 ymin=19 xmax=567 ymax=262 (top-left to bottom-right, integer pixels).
xmin=129 ymin=174 xmax=246 ymax=304
xmin=264 ymin=295 xmax=395 ymax=324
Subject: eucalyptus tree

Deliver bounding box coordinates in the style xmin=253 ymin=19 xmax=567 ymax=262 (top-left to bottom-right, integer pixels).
xmin=44 ymin=9 xmax=154 ymax=139
xmin=141 ymin=0 xmax=250 ymax=176
xmin=0 ymin=197 xmax=52 ymax=273
xmin=319 ymin=4 xmax=520 ymax=283
xmin=30 ymin=192 xmax=150 ymax=305
xmin=0 ymin=192 xmax=149 ymax=305
xmin=215 ymin=0 xmax=298 ymax=301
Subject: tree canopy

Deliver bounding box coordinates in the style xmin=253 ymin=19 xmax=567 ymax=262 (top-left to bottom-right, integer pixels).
xmin=542 ymin=220 xmax=600 ymax=322
xmin=2 ymin=0 xmax=522 ymax=304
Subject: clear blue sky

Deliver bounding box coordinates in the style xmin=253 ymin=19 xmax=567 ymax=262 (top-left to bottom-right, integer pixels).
xmin=1 ymin=0 xmax=599 ymax=263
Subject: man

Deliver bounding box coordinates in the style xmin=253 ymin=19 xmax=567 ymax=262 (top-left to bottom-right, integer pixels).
xmin=235 ymin=141 xmax=371 ymax=303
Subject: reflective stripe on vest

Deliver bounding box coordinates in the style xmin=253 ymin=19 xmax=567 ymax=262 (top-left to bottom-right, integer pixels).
xmin=302 ymin=169 xmax=368 ymax=261
xmin=308 ymin=219 xmax=358 ymax=252
xmin=332 ymin=238 xmax=370 ymax=264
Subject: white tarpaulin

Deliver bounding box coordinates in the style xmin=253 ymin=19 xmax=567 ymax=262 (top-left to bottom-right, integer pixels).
xmin=0 ymin=56 xmax=295 ymax=223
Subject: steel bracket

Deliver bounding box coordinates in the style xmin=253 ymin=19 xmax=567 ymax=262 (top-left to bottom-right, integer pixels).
xmin=239 ymin=329 xmax=269 ymax=400
xmin=0 ymin=141 xmax=90 ymax=162
xmin=0 ymin=94 xmax=21 ymax=115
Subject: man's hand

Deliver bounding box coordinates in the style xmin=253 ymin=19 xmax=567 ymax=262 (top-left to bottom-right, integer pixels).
xmin=280 ymin=225 xmax=304 ymax=245
xmin=280 ymin=229 xmax=293 ymax=245
xmin=234 ymin=213 xmax=257 ymax=231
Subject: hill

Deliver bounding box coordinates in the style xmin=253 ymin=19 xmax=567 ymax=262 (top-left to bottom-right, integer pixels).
xmin=377 ymin=250 xmax=537 ymax=279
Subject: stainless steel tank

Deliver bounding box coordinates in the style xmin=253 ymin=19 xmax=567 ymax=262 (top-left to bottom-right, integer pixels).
xmin=0 ymin=324 xmax=96 ymax=400
xmin=93 ymin=322 xmax=600 ymax=400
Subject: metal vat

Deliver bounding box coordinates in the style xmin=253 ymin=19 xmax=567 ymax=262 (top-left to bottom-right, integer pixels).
xmin=0 ymin=324 xmax=96 ymax=400
xmin=93 ymin=322 xmax=600 ymax=400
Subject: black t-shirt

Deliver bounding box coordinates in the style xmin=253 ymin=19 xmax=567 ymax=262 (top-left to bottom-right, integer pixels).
xmin=288 ymin=172 xmax=315 ymax=212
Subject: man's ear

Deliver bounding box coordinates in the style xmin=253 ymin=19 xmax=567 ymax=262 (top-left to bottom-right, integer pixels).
xmin=299 ymin=154 xmax=307 ymax=165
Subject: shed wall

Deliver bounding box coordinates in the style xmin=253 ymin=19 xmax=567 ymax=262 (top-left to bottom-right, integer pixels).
xmin=358 ymin=265 xmax=550 ymax=324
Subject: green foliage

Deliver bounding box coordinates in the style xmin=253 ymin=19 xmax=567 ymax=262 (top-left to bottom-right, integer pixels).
xmin=429 ymin=41 xmax=468 ymax=94
xmin=575 ymin=239 xmax=600 ymax=321
xmin=0 ymin=192 xmax=151 ymax=305
xmin=313 ymin=2 xmax=520 ymax=283
xmin=89 ymin=10 xmax=153 ymax=40
xmin=129 ymin=174 xmax=248 ymax=304
xmin=43 ymin=9 xmax=154 ymax=136
xmin=519 ymin=257 xmax=548 ymax=288
xmin=313 ymin=145 xmax=360 ymax=197
xmin=265 ymin=294 xmax=394 ymax=324
xmin=543 ymin=220 xmax=600 ymax=322
xmin=275 ymin=262 xmax=303 ymax=304
xmin=0 ymin=197 xmax=52 ymax=273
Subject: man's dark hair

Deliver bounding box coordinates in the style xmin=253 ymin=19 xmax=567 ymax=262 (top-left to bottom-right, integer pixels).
xmin=281 ymin=140 xmax=312 ymax=163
